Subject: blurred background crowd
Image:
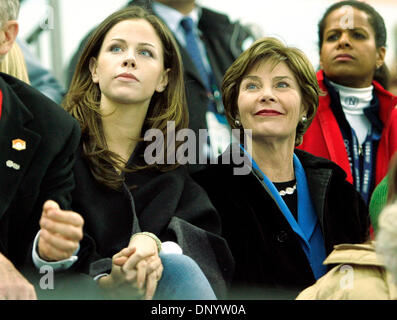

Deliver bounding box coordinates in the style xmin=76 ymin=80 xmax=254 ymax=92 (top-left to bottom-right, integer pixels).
xmin=16 ymin=0 xmax=397 ymax=95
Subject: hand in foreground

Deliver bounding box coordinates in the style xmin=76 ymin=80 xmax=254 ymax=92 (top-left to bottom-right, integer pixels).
xmin=38 ymin=200 xmax=84 ymax=261
xmin=0 ymin=253 xmax=37 ymax=300
xmin=98 ymin=234 xmax=163 ymax=300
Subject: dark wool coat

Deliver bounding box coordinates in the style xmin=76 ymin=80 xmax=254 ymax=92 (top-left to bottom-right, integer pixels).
xmin=0 ymin=73 xmax=80 ymax=267
xmin=70 ymin=144 xmax=234 ymax=298
xmin=193 ymin=147 xmax=370 ymax=297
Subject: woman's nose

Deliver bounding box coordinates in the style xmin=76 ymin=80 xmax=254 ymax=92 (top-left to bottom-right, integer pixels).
xmin=259 ymin=87 xmax=277 ymax=103
xmin=338 ymin=32 xmax=352 ymax=48
xmin=122 ymin=51 xmax=136 ymax=68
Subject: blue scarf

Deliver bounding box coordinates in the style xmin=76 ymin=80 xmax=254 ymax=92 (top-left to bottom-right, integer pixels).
xmin=241 ymin=145 xmax=327 ymax=280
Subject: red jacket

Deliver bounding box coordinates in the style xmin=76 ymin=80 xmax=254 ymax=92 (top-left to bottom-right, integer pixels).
xmin=298 ymin=70 xmax=397 ymax=186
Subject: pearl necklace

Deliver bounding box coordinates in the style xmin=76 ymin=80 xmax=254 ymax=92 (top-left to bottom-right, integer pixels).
xmin=278 ymin=183 xmax=297 ymax=196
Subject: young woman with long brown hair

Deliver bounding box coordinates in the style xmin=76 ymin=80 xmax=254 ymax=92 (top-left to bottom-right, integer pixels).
xmin=36 ymin=6 xmax=232 ymax=300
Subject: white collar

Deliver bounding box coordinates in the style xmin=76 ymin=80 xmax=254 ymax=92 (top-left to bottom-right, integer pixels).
xmin=329 ymin=80 xmax=373 ymax=95
xmin=152 ymin=1 xmax=201 ymax=34
xmin=329 ymin=80 xmax=373 ymax=114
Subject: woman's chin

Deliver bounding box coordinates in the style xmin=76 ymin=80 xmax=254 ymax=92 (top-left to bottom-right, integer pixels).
xmin=251 ymin=131 xmax=295 ymax=144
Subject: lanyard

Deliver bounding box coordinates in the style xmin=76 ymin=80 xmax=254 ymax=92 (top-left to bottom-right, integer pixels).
xmin=207 ymin=73 xmax=229 ymax=125
xmin=348 ymin=128 xmax=379 ymax=204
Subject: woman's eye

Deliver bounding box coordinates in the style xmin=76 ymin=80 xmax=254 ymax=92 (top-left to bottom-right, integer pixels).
xmin=245 ymin=83 xmax=258 ymax=90
xmin=139 ymin=49 xmax=153 ymax=57
xmin=110 ymin=45 xmax=122 ymax=53
xmin=276 ymin=82 xmax=289 ymax=88
xmin=353 ymin=32 xmax=366 ymax=39
xmin=326 ymin=34 xmax=339 ymax=42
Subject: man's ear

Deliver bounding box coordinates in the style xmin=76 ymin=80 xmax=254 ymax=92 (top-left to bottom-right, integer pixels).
xmin=0 ymin=20 xmax=19 ymax=56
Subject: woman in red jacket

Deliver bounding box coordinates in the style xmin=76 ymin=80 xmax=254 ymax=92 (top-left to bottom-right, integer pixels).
xmin=298 ymin=0 xmax=397 ymax=205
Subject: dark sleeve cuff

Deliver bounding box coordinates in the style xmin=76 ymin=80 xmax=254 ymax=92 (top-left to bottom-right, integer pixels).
xmin=89 ymin=258 xmax=112 ymax=278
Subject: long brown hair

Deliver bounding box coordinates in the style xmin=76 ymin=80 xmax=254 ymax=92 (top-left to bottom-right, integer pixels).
xmin=64 ymin=6 xmax=188 ymax=190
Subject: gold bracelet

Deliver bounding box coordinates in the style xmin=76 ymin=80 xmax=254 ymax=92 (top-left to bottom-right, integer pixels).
xmin=131 ymin=232 xmax=162 ymax=253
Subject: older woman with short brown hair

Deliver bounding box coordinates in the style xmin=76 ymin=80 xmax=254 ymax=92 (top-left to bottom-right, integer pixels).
xmin=193 ymin=37 xmax=370 ymax=298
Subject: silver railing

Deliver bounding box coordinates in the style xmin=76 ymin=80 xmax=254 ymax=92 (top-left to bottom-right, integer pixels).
xmin=24 ymin=0 xmax=64 ymax=85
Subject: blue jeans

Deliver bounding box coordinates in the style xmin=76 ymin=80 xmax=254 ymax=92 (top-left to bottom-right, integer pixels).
xmin=154 ymin=254 xmax=217 ymax=300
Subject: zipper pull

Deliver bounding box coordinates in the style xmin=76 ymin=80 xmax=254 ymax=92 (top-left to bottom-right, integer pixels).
xmin=359 ymin=145 xmax=363 ymax=156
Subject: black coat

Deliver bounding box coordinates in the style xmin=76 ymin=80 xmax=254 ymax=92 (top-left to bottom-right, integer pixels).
xmin=70 ymin=144 xmax=234 ymax=298
xmin=193 ymin=147 xmax=370 ymax=297
xmin=66 ymin=1 xmax=253 ymax=172
xmin=0 ymin=73 xmax=80 ymax=267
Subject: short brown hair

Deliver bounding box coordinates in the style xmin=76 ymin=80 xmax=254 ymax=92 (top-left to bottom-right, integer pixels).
xmin=222 ymin=37 xmax=320 ymax=146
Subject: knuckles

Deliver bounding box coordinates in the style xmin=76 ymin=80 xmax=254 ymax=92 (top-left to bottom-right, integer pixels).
xmin=76 ymin=229 xmax=83 ymax=241
xmin=137 ymin=260 xmax=147 ymax=269
xmin=77 ymin=215 xmax=84 ymax=227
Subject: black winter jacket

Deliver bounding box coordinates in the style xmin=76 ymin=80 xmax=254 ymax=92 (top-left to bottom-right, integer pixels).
xmin=193 ymin=147 xmax=370 ymax=298
xmin=70 ymin=143 xmax=235 ymax=299
xmin=0 ymin=73 xmax=80 ymax=267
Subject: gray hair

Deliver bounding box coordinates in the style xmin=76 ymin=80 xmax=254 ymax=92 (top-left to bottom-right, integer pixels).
xmin=376 ymin=201 xmax=397 ymax=284
xmin=0 ymin=0 xmax=20 ymax=25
